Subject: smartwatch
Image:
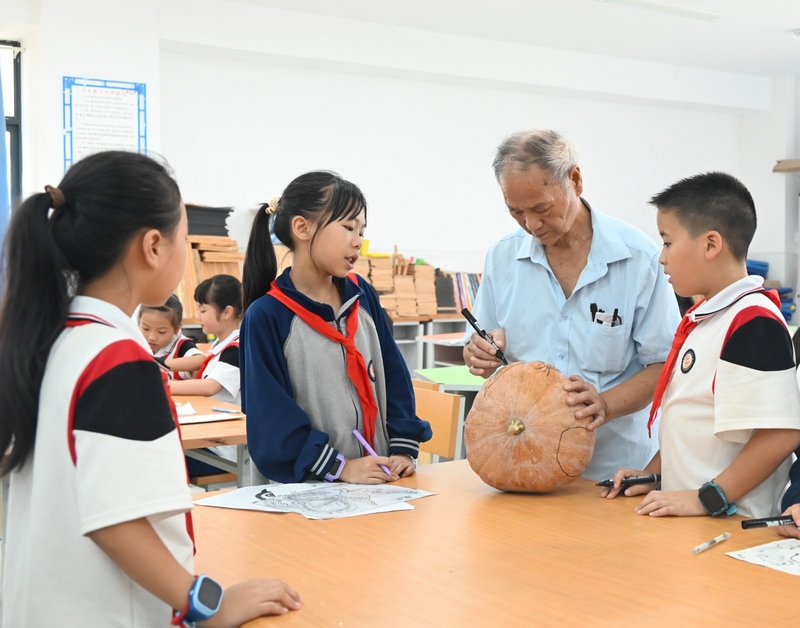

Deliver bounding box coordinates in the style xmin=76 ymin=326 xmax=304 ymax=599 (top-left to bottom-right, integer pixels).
xmin=177 ymin=574 xmax=224 ymax=625
xmin=698 ymin=480 xmax=737 ymax=517
xmin=324 ymin=452 xmax=346 ymax=482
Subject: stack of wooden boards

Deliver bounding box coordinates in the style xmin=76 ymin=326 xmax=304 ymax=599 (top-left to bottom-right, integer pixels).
xmin=178 ymin=236 xmax=243 ymax=323
xmin=349 ymin=249 xmax=439 ymax=318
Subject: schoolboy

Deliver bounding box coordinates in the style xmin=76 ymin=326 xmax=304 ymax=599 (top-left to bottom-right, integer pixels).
xmin=139 ymin=295 xmax=205 ymax=379
xmin=602 ymin=172 xmax=800 ymax=519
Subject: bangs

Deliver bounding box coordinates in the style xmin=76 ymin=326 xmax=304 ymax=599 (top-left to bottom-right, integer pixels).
xmin=320 ymin=178 xmax=368 ymax=228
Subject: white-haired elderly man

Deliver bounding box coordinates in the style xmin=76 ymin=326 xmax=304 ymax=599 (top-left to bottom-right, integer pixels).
xmin=464 ymin=129 xmax=680 ymax=481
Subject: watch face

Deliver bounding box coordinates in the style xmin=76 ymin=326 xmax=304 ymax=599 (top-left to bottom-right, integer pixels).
xmin=198 ymin=577 xmax=223 ymax=609
xmin=699 ymin=485 xmax=726 ymax=513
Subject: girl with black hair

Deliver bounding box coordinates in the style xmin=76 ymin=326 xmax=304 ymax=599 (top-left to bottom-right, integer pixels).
xmin=241 ymin=171 xmax=432 ymax=485
xmin=169 ymin=274 xmax=244 ymax=476
xmin=169 ymin=274 xmax=243 ymax=404
xmin=0 ymin=151 xmax=301 ymax=627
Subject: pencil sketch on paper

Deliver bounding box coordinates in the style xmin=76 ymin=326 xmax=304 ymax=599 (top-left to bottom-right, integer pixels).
xmin=253 ymin=485 xmax=427 ymax=517
xmin=196 ymin=483 xmax=434 ymax=520
xmin=727 ymin=539 xmax=800 ymax=576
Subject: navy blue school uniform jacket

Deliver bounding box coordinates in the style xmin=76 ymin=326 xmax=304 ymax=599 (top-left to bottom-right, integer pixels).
xmin=241 ymin=268 xmax=432 ymax=483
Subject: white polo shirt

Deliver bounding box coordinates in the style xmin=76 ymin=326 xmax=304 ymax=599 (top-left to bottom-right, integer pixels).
xmin=3 ymin=296 xmax=195 ymax=628
xmin=199 ymin=329 xmax=240 ymax=405
xmin=659 ymin=276 xmax=800 ymax=518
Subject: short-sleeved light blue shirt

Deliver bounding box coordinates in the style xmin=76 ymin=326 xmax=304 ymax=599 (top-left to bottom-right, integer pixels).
xmin=466 ymin=199 xmax=680 ymax=480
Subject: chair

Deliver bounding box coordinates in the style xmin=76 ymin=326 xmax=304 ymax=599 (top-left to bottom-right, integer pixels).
xmin=411 ymin=378 xmax=442 ymax=392
xmin=414 ymin=387 xmax=465 ymax=462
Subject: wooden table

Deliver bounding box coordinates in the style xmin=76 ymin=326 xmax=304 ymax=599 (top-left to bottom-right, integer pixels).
xmin=175 ymin=395 xmax=251 ymax=486
xmin=192 ymin=460 xmax=799 ymax=626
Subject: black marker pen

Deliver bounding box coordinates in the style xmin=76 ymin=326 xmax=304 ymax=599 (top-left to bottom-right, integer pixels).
xmin=741 ymin=516 xmax=797 ymax=529
xmin=462 ymin=308 xmax=509 ymax=366
xmin=596 ymin=473 xmax=661 ymax=488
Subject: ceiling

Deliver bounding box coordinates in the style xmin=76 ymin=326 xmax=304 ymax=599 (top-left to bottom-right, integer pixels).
xmin=238 ymin=0 xmax=800 ymax=76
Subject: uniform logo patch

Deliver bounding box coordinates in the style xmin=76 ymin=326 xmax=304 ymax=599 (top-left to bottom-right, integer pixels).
xmin=368 ymin=360 xmax=376 ymax=382
xmin=680 ymin=349 xmax=696 ymax=373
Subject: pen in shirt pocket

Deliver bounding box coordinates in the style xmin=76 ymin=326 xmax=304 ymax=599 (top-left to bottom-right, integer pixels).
xmin=589 ymin=303 xmax=622 ymax=327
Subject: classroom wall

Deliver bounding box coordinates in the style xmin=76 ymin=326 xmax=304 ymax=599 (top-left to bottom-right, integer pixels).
xmin=3 ymin=0 xmax=799 ymax=284
xmin=159 ymin=47 xmax=741 ymax=272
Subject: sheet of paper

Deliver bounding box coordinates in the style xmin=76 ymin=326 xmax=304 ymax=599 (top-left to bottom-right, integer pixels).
xmin=179 ymin=413 xmax=244 ymax=425
xmin=175 ymin=403 xmax=196 ymax=416
xmin=196 ymin=482 xmax=434 ymax=519
xmin=727 ymin=538 xmax=800 ymax=576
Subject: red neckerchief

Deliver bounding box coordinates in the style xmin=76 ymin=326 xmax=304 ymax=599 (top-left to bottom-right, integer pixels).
xmin=193 ymin=353 xmax=216 ymax=380
xmin=647 ymin=288 xmax=782 ymax=437
xmin=268 ymin=274 xmax=379 ymax=447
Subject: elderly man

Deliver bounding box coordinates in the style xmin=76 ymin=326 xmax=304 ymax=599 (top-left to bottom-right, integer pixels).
xmin=464 ymin=130 xmax=680 ymax=480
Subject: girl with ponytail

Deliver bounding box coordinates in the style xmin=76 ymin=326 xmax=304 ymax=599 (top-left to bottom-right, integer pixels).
xmin=241 ymin=171 xmax=432 ymax=485
xmin=0 ymin=151 xmax=300 ymax=627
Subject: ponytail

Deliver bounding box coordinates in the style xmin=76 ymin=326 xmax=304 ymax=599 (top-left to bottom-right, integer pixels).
xmin=0 ymin=151 xmax=181 ymax=475
xmin=242 ymin=205 xmax=277 ymax=313
xmin=242 ymin=171 xmax=367 ymax=313
xmin=0 ymin=193 xmax=72 ymax=474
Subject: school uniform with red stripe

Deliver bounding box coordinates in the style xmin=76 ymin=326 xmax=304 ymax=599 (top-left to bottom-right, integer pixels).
xmin=156 ymin=332 xmax=204 ymax=380
xmin=658 ymin=275 xmax=800 ymax=518
xmin=3 ymin=296 xmax=195 ymax=628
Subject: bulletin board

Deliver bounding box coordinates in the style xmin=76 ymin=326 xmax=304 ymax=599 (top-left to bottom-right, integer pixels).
xmin=62 ymin=76 xmax=146 ymax=171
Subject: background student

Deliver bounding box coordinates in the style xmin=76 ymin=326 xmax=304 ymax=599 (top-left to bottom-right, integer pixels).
xmin=169 ymin=274 xmax=243 ymax=476
xmin=602 ymin=172 xmax=800 ymax=519
xmin=169 ymin=274 xmax=242 ymax=403
xmin=0 ymin=151 xmax=300 ymax=627
xmin=139 ymin=294 xmax=206 ymax=379
xmin=241 ymin=171 xmax=432 ymax=484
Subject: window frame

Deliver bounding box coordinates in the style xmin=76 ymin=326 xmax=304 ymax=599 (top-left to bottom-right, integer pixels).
xmin=1 ymin=40 xmax=22 ymax=205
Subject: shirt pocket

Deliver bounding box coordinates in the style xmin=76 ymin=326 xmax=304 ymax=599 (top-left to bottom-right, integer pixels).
xmin=576 ymin=316 xmax=631 ymax=375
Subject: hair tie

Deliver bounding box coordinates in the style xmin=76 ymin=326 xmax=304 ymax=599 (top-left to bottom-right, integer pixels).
xmin=265 ymin=197 xmax=281 ymax=215
xmin=44 ymin=185 xmax=66 ymax=210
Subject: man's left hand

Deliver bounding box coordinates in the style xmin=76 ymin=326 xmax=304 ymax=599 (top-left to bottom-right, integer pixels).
xmin=564 ymin=375 xmax=608 ymax=431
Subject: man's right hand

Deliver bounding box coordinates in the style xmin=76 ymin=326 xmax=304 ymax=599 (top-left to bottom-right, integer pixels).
xmin=463 ymin=329 xmax=506 ymax=378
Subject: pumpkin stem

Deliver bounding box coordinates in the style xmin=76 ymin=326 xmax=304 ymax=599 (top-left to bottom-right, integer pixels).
xmin=508 ymin=419 xmax=526 ymax=435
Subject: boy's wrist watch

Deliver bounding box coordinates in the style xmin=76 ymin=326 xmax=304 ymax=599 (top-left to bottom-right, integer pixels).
xmin=698 ymin=480 xmax=738 ymax=516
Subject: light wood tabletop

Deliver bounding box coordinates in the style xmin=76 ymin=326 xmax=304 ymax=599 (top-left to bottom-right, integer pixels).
xmin=173 ymin=395 xmax=246 ymax=450
xmin=192 ymin=460 xmax=799 ymax=627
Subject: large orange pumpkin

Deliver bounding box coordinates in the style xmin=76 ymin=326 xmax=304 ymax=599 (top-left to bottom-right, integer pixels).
xmin=465 ymin=361 xmax=595 ymax=492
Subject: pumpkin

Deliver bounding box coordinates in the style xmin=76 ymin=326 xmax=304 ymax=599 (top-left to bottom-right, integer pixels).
xmin=465 ymin=361 xmax=595 ymax=492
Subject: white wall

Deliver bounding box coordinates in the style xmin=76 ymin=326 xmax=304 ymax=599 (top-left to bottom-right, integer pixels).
xmin=2 ymin=0 xmax=798 ymax=282
xmin=160 ymin=46 xmax=740 ymax=272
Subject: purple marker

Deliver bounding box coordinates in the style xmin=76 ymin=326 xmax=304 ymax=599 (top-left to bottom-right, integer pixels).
xmin=352 ymin=429 xmax=392 ymax=477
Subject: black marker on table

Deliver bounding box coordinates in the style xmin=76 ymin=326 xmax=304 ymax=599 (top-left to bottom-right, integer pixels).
xmin=596 ymin=473 xmax=661 ymax=488
xmin=462 ymin=308 xmax=509 ymax=366
xmin=741 ymin=516 xmax=798 ymax=530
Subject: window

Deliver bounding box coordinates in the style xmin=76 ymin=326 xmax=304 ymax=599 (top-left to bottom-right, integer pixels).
xmin=1 ymin=41 xmax=21 ymax=205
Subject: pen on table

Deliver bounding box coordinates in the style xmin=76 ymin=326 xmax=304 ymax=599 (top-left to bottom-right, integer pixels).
xmin=741 ymin=516 xmax=798 ymax=530
xmin=595 ymin=474 xmax=661 ymax=488
xmin=692 ymin=532 xmax=730 ymax=555
xmin=211 ymin=407 xmax=240 ymax=413
xmin=352 ymin=429 xmax=392 ymax=477
xmin=461 ymin=308 xmax=509 ymax=366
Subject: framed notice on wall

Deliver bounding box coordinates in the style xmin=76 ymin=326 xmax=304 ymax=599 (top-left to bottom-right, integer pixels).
xmin=62 ymin=76 xmax=146 ymax=171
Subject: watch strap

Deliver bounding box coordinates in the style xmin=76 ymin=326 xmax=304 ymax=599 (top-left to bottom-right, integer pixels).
xmin=699 ymin=480 xmax=736 ymax=517
xmin=324 ymin=452 xmax=346 ymax=482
